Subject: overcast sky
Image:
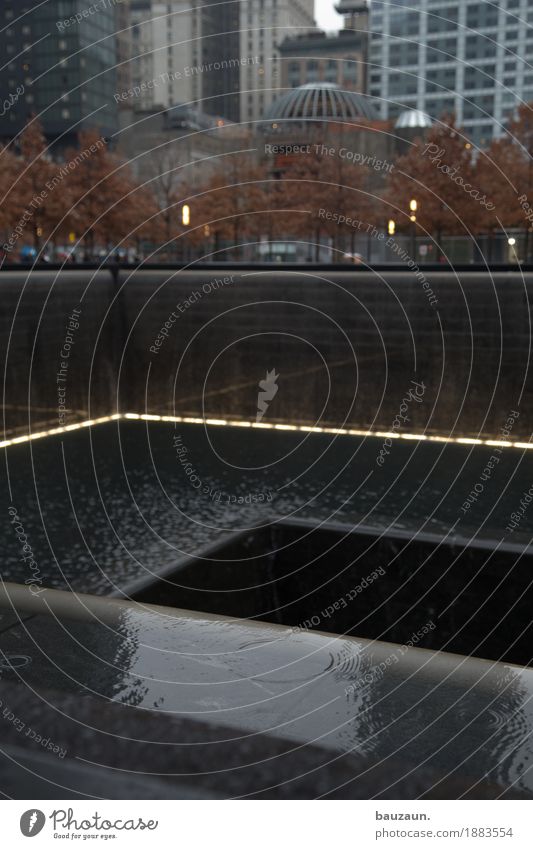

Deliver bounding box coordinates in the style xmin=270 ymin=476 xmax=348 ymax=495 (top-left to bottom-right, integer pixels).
xmin=314 ymin=0 xmax=343 ymax=31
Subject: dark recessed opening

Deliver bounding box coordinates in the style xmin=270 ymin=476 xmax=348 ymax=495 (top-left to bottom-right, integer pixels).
xmin=131 ymin=522 xmax=533 ymax=667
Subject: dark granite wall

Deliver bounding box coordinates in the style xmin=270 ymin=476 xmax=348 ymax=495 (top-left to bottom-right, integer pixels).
xmin=2 ymin=267 xmax=532 ymax=439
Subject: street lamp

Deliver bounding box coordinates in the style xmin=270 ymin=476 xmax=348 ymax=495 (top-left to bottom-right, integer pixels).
xmin=409 ymin=200 xmax=418 ymax=256
xmin=388 ymin=219 xmax=396 ymax=236
xmin=180 ymin=204 xmax=191 ymax=261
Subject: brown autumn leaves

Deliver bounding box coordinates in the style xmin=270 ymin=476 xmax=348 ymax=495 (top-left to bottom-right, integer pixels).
xmin=1 ymin=108 xmax=532 ymax=260
xmin=0 ymin=121 xmax=158 ymax=257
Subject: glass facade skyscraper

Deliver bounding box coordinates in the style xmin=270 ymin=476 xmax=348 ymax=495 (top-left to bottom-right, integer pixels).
xmin=0 ymin=0 xmax=119 ymax=147
xmin=369 ymin=0 xmax=533 ymax=147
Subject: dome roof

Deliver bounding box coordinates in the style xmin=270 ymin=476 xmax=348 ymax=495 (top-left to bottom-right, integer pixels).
xmin=264 ymin=83 xmax=378 ymax=125
xmin=394 ymin=109 xmax=433 ymax=129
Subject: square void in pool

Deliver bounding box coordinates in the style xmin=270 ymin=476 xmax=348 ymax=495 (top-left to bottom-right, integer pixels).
xmin=129 ymin=522 xmax=533 ymax=668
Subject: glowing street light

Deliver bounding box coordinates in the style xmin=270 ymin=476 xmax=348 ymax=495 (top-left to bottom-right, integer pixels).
xmin=181 ymin=204 xmax=190 ymax=226
xmin=388 ymin=219 xmax=396 ymax=236
xmin=409 ymin=200 xmax=418 ymax=256
xmin=508 ymin=237 xmax=516 ymax=246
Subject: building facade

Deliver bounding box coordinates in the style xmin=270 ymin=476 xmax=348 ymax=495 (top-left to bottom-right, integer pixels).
xmin=238 ymin=0 xmax=315 ymax=124
xmin=369 ymin=0 xmax=533 ymax=148
xmin=0 ymin=0 xmax=119 ymax=146
xmin=129 ymin=0 xmax=193 ymax=112
xmin=128 ymin=0 xmax=317 ymax=125
xmin=118 ymin=104 xmax=247 ymax=186
xmin=129 ymin=0 xmax=242 ymax=122
xmin=278 ymin=29 xmax=366 ymax=93
xmin=115 ymin=0 xmax=133 ymax=106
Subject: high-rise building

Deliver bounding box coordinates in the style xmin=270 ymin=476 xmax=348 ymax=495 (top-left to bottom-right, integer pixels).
xmin=202 ymin=0 xmax=241 ymax=121
xmin=115 ymin=0 xmax=133 ymax=107
xmin=369 ymin=0 xmax=533 ymax=148
xmin=129 ymin=0 xmax=315 ymax=124
xmin=129 ymin=1 xmax=155 ymax=111
xmin=130 ymin=1 xmax=189 ymax=111
xmin=129 ymin=0 xmax=241 ymax=122
xmin=240 ymin=0 xmax=315 ymax=124
xmin=278 ymin=31 xmax=366 ymax=92
xmin=0 ymin=0 xmax=119 ymax=147
xmin=278 ymin=1 xmax=368 ymax=93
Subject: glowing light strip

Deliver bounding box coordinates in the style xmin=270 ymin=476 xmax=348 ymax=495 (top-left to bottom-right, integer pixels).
xmin=0 ymin=415 xmax=122 ymax=449
xmin=0 ymin=412 xmax=531 ymax=452
xmin=130 ymin=414 xmax=532 ymax=451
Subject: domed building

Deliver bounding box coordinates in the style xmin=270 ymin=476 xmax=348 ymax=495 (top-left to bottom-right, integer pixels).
xmin=260 ymin=84 xmax=433 ymax=167
xmin=262 ymin=82 xmax=379 ymax=128
xmin=259 ymin=82 xmax=392 ymax=190
xmin=257 ymin=83 xmax=391 ymax=262
xmin=394 ymin=109 xmax=433 ymax=131
xmin=394 ymin=109 xmax=434 ymax=153
xmin=256 ymin=84 xmax=433 ymax=262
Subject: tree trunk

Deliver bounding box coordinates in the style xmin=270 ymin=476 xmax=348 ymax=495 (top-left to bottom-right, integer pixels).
xmin=233 ymin=218 xmax=239 ymax=260
xmin=436 ymin=228 xmax=443 ymax=262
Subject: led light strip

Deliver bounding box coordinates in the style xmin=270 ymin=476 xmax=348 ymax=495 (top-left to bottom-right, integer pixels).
xmin=123 ymin=413 xmax=533 ymax=451
xmin=0 ymin=414 xmax=122 ymax=449
xmin=0 ymin=412 xmax=530 ymax=451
